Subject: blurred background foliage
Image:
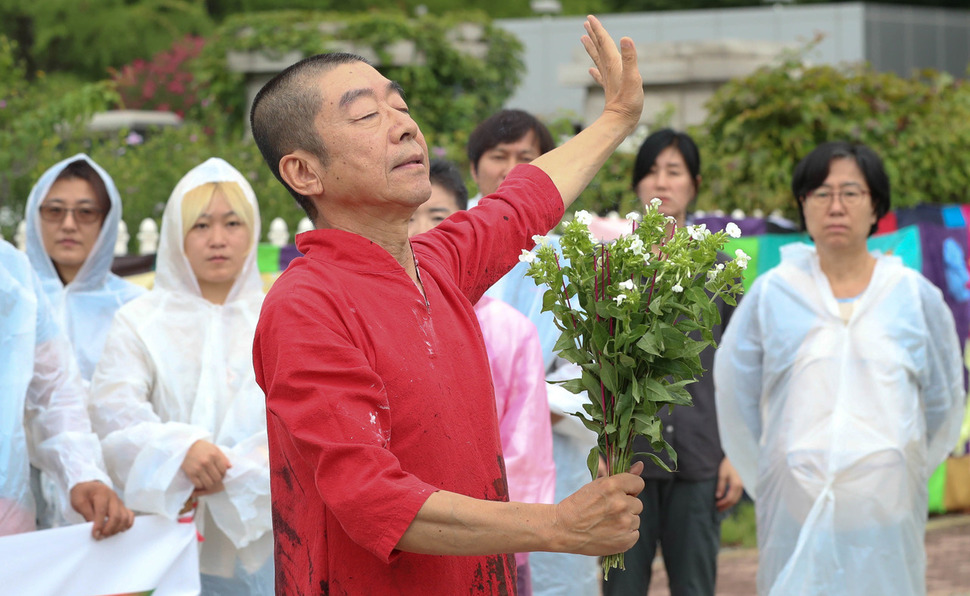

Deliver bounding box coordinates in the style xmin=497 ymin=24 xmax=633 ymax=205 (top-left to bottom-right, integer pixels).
xmin=689 ymin=47 xmax=970 ymax=220
xmin=0 ymin=9 xmax=525 ymax=243
xmin=1 ymin=1 xmax=969 ymax=244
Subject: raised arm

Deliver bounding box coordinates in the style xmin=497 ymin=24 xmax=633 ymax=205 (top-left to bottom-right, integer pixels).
xmin=530 ymin=15 xmax=643 ymax=209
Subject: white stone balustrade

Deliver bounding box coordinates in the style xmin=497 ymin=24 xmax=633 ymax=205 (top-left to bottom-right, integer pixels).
xmin=17 ymin=210 xmax=791 ymax=257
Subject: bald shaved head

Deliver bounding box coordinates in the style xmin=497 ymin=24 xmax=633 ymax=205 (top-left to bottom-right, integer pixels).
xmin=250 ymin=52 xmax=368 ymax=221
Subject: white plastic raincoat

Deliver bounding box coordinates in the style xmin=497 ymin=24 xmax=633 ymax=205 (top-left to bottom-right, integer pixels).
xmin=25 ymin=154 xmax=145 ymax=529
xmin=25 ymin=153 xmax=145 ymax=381
xmin=0 ymin=240 xmax=112 ymax=536
xmin=714 ymin=243 xmax=965 ymax=596
xmin=89 ymin=158 xmax=272 ymax=594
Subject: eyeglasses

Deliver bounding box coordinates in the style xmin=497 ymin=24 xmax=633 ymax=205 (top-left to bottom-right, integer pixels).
xmin=38 ymin=205 xmax=105 ymax=224
xmin=803 ymin=187 xmax=870 ymax=208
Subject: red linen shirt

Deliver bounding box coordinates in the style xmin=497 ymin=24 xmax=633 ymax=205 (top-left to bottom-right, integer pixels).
xmin=253 ymin=165 xmax=563 ymax=595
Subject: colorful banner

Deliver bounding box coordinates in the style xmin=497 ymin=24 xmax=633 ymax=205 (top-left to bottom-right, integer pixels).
xmin=0 ymin=515 xmax=200 ymax=596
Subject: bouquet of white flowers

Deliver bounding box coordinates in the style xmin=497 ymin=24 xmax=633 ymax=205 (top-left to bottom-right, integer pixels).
xmin=523 ymin=199 xmax=747 ymax=575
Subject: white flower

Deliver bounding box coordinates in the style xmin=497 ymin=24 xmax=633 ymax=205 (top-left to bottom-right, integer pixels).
xmin=619 ymin=279 xmax=636 ymax=291
xmin=650 ymin=198 xmax=663 ymax=209
xmin=613 ymin=293 xmax=627 ymax=305
xmin=707 ymin=263 xmax=725 ymax=281
xmin=518 ymin=249 xmax=536 ymax=264
xmin=625 ymin=211 xmax=642 ymax=222
xmin=666 ymin=216 xmax=677 ymax=225
xmin=687 ymin=224 xmax=709 ymax=241
xmin=643 ymin=253 xmax=651 ymax=264
xmin=725 ymin=222 xmax=742 ymax=239
xmin=671 ymin=284 xmax=684 ymax=293
xmin=574 ymin=210 xmax=593 ymax=225
xmin=625 ymin=236 xmax=645 ymax=255
xmin=735 ymin=248 xmax=751 ymax=270
xmin=531 ymin=234 xmax=551 ymax=246
xmin=588 ymin=232 xmax=599 ymax=244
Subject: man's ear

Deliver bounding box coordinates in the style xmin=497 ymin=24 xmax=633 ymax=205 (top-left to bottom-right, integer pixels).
xmin=469 ymin=162 xmax=479 ymax=186
xmin=279 ymin=150 xmax=325 ymax=197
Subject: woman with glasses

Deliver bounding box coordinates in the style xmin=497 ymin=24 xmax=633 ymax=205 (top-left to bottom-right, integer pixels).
xmin=25 ymin=155 xmax=145 ymax=380
xmin=89 ymin=158 xmax=272 ymax=595
xmin=23 ymin=154 xmax=145 ymax=527
xmin=714 ymin=141 xmax=964 ymax=596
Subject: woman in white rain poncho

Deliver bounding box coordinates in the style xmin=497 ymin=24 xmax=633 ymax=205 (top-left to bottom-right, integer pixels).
xmin=714 ymin=142 xmax=965 ymax=596
xmin=0 ymin=240 xmax=132 ymax=540
xmin=89 ymin=158 xmax=272 ymax=595
xmin=24 ymin=154 xmax=145 ymax=381
xmin=24 ymin=154 xmax=145 ymax=529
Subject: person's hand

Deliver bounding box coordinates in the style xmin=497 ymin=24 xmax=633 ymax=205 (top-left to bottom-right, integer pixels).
xmin=580 ymin=15 xmax=643 ymax=135
xmin=191 ymin=481 xmax=227 ymax=499
xmin=553 ymin=461 xmax=645 ymax=555
xmin=715 ymin=457 xmax=744 ymax=512
xmin=181 ymin=440 xmax=231 ymax=493
xmin=69 ymin=481 xmax=135 ymax=540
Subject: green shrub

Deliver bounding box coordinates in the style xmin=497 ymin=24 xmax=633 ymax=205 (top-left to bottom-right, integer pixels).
xmin=0 ymin=11 xmax=524 ymax=245
xmin=721 ymin=499 xmax=757 ymax=549
xmin=190 ymin=10 xmax=524 ymax=137
xmin=690 ymin=46 xmax=970 ymax=219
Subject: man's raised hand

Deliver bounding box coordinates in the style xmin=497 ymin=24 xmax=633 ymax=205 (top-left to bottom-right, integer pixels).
xmin=580 ymin=15 xmax=643 ymax=135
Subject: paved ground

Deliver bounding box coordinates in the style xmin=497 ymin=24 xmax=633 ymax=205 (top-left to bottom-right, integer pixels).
xmin=642 ymin=513 xmax=970 ymax=596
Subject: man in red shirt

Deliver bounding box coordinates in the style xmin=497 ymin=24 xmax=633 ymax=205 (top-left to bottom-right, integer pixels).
xmin=250 ymin=16 xmax=645 ymax=595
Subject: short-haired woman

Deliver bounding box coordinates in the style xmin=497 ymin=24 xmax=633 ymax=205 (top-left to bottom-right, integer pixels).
xmin=714 ymin=141 xmax=964 ymax=596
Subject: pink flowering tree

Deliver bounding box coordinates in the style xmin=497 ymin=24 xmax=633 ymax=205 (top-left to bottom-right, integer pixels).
xmin=111 ymin=35 xmax=205 ymax=118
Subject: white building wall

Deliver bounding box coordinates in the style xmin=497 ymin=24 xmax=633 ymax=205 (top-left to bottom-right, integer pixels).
xmin=497 ymin=3 xmax=952 ymax=122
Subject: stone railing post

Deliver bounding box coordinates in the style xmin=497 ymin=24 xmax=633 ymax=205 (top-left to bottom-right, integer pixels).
xmin=267 ymin=217 xmax=290 ymax=247
xmin=137 ymin=218 xmax=159 ymax=255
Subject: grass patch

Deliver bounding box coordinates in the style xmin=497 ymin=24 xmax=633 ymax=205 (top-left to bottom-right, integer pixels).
xmin=721 ymin=500 xmax=757 ymax=549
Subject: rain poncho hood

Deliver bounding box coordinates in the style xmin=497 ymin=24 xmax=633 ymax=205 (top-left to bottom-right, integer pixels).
xmin=89 ymin=158 xmax=272 ymax=592
xmin=0 ymin=240 xmax=112 ymax=536
xmin=714 ymin=243 xmax=965 ymax=596
xmin=25 ymin=153 xmax=145 ymax=380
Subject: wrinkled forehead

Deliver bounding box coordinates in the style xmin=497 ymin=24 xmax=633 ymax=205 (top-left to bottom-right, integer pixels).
xmin=316 ymin=62 xmax=402 ymax=114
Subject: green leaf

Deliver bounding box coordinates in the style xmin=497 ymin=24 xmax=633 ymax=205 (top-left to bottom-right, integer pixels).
xmin=555 ymin=378 xmax=586 ymax=395
xmin=636 ymin=332 xmax=662 ymax=356
xmin=586 ymin=446 xmax=600 ymax=482
xmin=542 ymin=288 xmax=560 ymax=313
xmin=633 ymin=451 xmax=673 ymax=474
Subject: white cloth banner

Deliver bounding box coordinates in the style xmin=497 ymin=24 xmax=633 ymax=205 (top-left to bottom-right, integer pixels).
xmin=0 ymin=514 xmax=200 ymax=595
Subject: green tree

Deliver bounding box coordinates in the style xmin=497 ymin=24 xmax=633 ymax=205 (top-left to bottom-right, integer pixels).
xmin=0 ymin=0 xmax=211 ymax=80
xmin=567 ymin=47 xmax=970 ymax=220
xmin=192 ymin=11 xmax=524 ymax=137
xmin=0 ymin=11 xmax=527 ymax=242
xmin=691 ymin=48 xmax=970 ymax=219
xmin=600 ymin=0 xmax=967 ymax=12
